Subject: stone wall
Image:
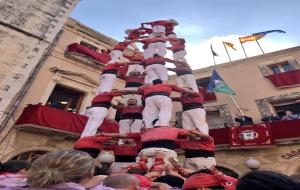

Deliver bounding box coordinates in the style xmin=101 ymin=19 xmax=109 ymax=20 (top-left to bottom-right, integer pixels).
xmin=0 ymin=0 xmax=79 ymax=124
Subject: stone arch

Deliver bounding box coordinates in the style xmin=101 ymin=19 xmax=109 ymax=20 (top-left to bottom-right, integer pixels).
xmin=0 ymin=145 xmax=58 ymax=162
xmin=216 ymin=162 xmax=244 ymax=177
xmin=285 ymin=160 xmax=300 ymax=175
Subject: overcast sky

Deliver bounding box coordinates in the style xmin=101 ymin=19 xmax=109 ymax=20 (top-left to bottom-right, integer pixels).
xmin=71 ymin=0 xmax=300 ymax=69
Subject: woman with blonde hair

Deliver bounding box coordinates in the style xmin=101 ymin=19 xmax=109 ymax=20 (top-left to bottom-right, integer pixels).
xmin=3 ymin=150 xmax=109 ymax=189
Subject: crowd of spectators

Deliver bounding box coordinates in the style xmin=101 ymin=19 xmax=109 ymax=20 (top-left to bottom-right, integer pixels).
xmin=0 ymin=149 xmax=300 ymax=189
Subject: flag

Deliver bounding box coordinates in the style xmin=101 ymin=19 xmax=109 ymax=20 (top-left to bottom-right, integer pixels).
xmin=210 ymin=44 xmax=218 ymax=56
xmin=223 ymin=41 xmax=237 ymax=51
xmin=252 ymin=30 xmax=286 ymax=36
xmin=207 ymin=68 xmax=236 ymax=95
xmin=239 ymin=34 xmax=265 ymax=43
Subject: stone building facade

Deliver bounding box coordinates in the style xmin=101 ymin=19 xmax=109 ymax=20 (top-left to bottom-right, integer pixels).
xmin=0 ymin=0 xmax=79 ymax=131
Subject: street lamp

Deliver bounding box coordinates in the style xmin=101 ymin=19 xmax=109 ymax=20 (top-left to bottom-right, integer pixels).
xmin=245 ymin=157 xmax=261 ymax=171
xmin=98 ymin=150 xmax=115 ymax=171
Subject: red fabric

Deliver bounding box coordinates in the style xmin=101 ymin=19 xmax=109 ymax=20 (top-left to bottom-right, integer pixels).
xmin=113 ymin=42 xmax=131 ymax=51
xmin=198 ymin=87 xmax=217 ymax=102
xmin=168 ymin=39 xmax=185 ymax=52
xmin=209 ymin=128 xmax=230 ymax=145
xmin=73 ymin=136 xmax=111 ymax=150
xmin=138 ymin=84 xmax=183 ymax=97
xmin=183 ymin=172 xmax=237 ymax=190
xmin=180 ymin=136 xmax=215 ymax=151
xmin=91 ymin=92 xmax=122 ymax=105
xmin=118 ymin=75 xmax=145 ymax=84
xmin=15 ymin=104 xmax=119 ymax=134
xmin=133 ymin=174 xmax=151 ymax=188
xmin=124 ymin=53 xmax=144 ymax=62
xmin=270 ymin=119 xmax=300 ymax=139
xmin=118 ymin=65 xmax=128 ymax=76
xmin=138 ymin=37 xmax=167 ymax=44
xmin=102 ymin=62 xmax=124 ymax=72
xmin=230 ymin=124 xmax=273 ymax=147
xmin=119 ymin=106 xmax=143 ymax=116
xmin=265 ymin=69 xmax=300 ymax=87
xmin=143 ymin=20 xmax=176 ymax=34
xmin=113 ymin=145 xmax=140 ymax=156
xmin=67 ymin=43 xmax=111 ymax=64
xmin=175 ymin=93 xmax=204 ymax=104
xmin=140 ymin=127 xmax=189 ymax=142
xmin=144 ymin=56 xmax=167 ymax=65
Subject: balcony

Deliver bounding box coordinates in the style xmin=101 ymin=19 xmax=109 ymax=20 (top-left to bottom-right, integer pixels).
xmin=265 ymin=69 xmax=300 ymax=88
xmin=14 ymin=104 xmax=118 ymax=138
xmin=65 ymin=43 xmax=111 ymax=66
xmin=15 ymin=104 xmax=300 ymax=149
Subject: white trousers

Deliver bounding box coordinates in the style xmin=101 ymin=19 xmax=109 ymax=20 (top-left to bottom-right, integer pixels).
xmin=122 ymin=87 xmax=142 ymax=105
xmin=173 ymin=50 xmax=187 ymax=62
xmin=177 ymin=74 xmax=199 ymax=92
xmin=185 ymin=157 xmax=216 ymax=171
xmin=139 ymin=147 xmax=178 ymax=169
xmin=119 ymin=119 xmax=143 ymax=134
xmin=152 ymin=25 xmax=166 ymax=34
xmin=109 ymin=50 xmax=123 ymax=63
xmin=97 ymin=74 xmax=117 ymax=93
xmin=147 ymin=42 xmax=167 ymax=57
xmin=143 ymin=95 xmax=172 ymax=128
xmin=182 ymin=108 xmax=209 ymax=135
xmin=126 ymin=64 xmax=145 ymax=75
xmin=144 ymin=64 xmax=168 ymax=84
xmin=81 ymin=107 xmax=108 ymax=138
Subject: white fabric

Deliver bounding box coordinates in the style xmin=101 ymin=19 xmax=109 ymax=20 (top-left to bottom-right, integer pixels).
xmin=147 ymin=42 xmax=167 ymax=57
xmin=139 ymin=147 xmax=178 ymax=169
xmin=144 ymin=64 xmax=168 ymax=84
xmin=109 ymin=50 xmax=123 ymax=63
xmin=122 ymin=87 xmax=142 ymax=105
xmin=81 ymin=107 xmax=108 ymax=138
xmin=143 ymin=48 xmax=152 ymax=59
xmin=176 ymin=74 xmax=199 ymax=92
xmin=143 ymin=95 xmax=172 ymax=128
xmin=152 ymin=25 xmax=166 ymax=33
xmin=185 ymin=157 xmax=216 ymax=171
xmin=97 ymin=74 xmax=117 ymax=93
xmin=126 ymin=64 xmax=145 ymax=75
xmin=182 ymin=108 xmax=209 ymax=135
xmin=173 ymin=50 xmax=187 ymax=62
xmin=119 ymin=119 xmax=143 ymax=134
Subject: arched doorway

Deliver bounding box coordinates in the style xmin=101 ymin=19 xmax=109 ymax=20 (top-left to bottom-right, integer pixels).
xmin=9 ymin=150 xmax=48 ymax=163
xmin=216 ymin=166 xmax=240 ymax=178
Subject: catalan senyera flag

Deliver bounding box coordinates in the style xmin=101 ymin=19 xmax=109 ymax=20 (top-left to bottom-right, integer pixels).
xmin=223 ymin=41 xmax=237 ymax=51
xmin=239 ymin=34 xmax=265 ymax=43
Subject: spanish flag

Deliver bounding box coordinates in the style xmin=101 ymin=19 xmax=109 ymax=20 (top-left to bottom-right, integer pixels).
xmin=239 ymin=34 xmax=265 ymax=43
xmin=223 ymin=41 xmax=237 ymax=51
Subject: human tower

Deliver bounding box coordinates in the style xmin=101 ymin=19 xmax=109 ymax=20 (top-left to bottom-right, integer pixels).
xmin=74 ymin=19 xmax=222 ymax=179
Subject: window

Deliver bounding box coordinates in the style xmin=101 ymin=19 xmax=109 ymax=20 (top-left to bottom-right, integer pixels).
xmin=273 ymin=101 xmax=300 ymax=117
xmin=46 ymin=85 xmax=84 ymax=113
xmin=80 ymin=41 xmax=98 ymax=51
xmin=10 ymin=151 xmax=48 ymax=163
xmin=206 ymin=110 xmax=224 ymax=129
xmin=269 ymin=61 xmax=292 ymax=74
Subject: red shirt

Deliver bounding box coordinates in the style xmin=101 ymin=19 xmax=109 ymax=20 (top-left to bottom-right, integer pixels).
xmin=144 ymin=56 xmax=166 ymax=66
xmin=113 ymin=41 xmax=131 ymax=51
xmin=172 ymin=93 xmax=204 ymax=111
xmin=113 ymin=145 xmax=140 ymax=156
xmin=144 ymin=20 xmax=176 ymax=34
xmin=119 ymin=106 xmax=144 ymax=120
xmin=179 ymin=136 xmax=215 ymax=151
xmin=128 ymin=127 xmax=189 ymax=142
xmin=168 ymin=39 xmax=185 ymax=52
xmin=118 ymin=74 xmax=145 ymax=86
xmin=138 ymin=37 xmax=167 ymax=44
xmin=138 ymin=84 xmax=184 ymax=98
xmin=124 ymin=53 xmax=144 ymax=62
xmin=127 ymin=28 xmax=152 ymax=40
xmin=91 ymin=92 xmax=122 ymax=105
xmin=102 ymin=62 xmax=124 ymax=74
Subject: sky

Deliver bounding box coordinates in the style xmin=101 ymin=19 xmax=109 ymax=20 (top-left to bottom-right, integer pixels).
xmin=71 ymin=0 xmax=300 ymax=69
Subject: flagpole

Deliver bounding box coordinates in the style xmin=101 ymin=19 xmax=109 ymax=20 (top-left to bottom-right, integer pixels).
xmin=229 ymin=95 xmax=245 ymax=116
xmin=222 ymin=42 xmax=232 ymax=62
xmin=212 ymin=54 xmax=216 ymax=66
xmin=255 ymin=40 xmax=265 ymax=54
xmin=239 ymin=39 xmax=248 ymax=58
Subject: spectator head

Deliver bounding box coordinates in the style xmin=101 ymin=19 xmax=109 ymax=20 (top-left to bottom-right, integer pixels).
xmin=236 ymin=170 xmax=300 ymax=190
xmin=286 ymin=110 xmax=293 ymax=116
xmin=154 ymin=175 xmax=184 ymax=188
xmin=27 ymin=150 xmax=95 ymax=188
xmin=127 ymin=99 xmax=137 ymax=106
xmin=152 ymin=79 xmax=163 ymax=85
xmin=0 ymin=160 xmax=31 ymax=174
xmin=103 ymin=173 xmax=140 ymax=190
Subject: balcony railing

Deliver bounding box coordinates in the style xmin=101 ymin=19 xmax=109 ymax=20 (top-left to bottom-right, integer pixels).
xmin=15 ymin=104 xmax=300 ymax=149
xmin=66 ymin=43 xmax=111 ymax=65
xmin=265 ymin=69 xmax=300 ymax=88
